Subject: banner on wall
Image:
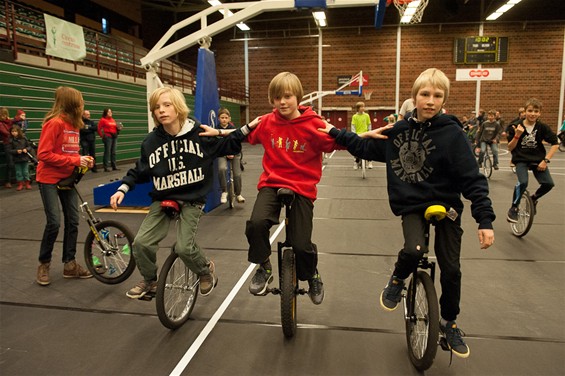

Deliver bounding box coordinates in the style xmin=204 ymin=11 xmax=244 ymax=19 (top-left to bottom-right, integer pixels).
xmin=43 ymin=14 xmax=86 ymax=61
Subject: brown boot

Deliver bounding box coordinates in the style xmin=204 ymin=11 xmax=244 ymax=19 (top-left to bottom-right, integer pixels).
xmin=36 ymin=262 xmax=51 ymax=286
xmin=63 ymin=260 xmax=93 ymax=279
xmin=25 ymin=180 xmax=32 ymax=189
xmin=16 ymin=182 xmax=23 ymax=191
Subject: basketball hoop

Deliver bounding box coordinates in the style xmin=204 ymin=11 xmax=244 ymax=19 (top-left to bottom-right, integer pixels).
xmin=364 ymin=90 xmax=373 ymax=101
xmin=391 ymin=0 xmax=429 ymax=24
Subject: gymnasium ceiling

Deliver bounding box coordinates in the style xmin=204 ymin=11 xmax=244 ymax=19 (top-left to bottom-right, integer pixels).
xmin=140 ymin=0 xmax=564 ymax=35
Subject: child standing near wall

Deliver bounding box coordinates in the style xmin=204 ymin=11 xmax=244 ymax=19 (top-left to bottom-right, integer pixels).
xmin=217 ymin=108 xmax=245 ymax=204
xmin=6 ymin=125 xmax=33 ymax=190
xmin=351 ymin=101 xmax=373 ymax=169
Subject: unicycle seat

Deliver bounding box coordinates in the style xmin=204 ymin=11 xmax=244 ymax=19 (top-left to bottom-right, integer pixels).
xmin=424 ymin=205 xmax=447 ymax=222
xmin=277 ymin=188 xmax=295 ymax=206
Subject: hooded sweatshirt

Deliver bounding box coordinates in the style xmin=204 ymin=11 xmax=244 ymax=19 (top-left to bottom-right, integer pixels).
xmin=119 ymin=116 xmax=247 ymax=204
xmin=329 ymin=112 xmax=495 ymax=229
xmin=246 ymin=106 xmax=342 ymax=201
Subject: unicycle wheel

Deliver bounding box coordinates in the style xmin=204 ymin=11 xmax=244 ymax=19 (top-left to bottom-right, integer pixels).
xmin=405 ymin=271 xmax=439 ymax=371
xmin=280 ymin=248 xmax=298 ymax=338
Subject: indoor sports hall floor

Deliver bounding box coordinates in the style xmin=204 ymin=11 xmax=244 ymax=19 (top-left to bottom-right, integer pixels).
xmin=1 ymin=143 xmax=564 ymax=375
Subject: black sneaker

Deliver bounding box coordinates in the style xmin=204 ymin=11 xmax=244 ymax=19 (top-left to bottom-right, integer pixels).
xmin=506 ymin=206 xmax=519 ymax=223
xmin=308 ymin=273 xmax=324 ymax=305
xmin=249 ymin=266 xmax=273 ymax=295
xmin=440 ymin=321 xmax=470 ymax=358
xmin=493 ymin=164 xmax=499 ymax=170
xmin=380 ymin=276 xmax=405 ymax=311
xmin=531 ymin=195 xmax=538 ymax=215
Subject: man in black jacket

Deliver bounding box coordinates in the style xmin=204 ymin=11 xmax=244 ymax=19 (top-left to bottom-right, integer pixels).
xmin=80 ymin=110 xmax=98 ymax=172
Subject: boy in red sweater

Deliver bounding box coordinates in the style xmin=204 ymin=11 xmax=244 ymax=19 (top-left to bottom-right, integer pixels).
xmin=246 ymin=72 xmax=342 ymax=304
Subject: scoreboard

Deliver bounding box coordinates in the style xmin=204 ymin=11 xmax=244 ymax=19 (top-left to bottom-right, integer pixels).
xmin=454 ymin=36 xmax=509 ymax=64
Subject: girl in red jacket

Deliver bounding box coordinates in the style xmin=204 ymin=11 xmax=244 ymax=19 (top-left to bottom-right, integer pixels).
xmin=35 ymin=86 xmax=95 ymax=286
xmin=97 ymin=108 xmax=119 ymax=171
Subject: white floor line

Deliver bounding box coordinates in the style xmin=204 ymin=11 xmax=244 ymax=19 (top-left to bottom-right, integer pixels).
xmin=170 ymin=153 xmax=333 ymax=375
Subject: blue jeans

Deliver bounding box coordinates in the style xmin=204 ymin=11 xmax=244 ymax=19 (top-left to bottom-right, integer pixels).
xmin=38 ymin=183 xmax=79 ymax=263
xmin=102 ymin=135 xmax=117 ymax=168
xmin=217 ymin=155 xmax=243 ymax=195
xmin=14 ymin=162 xmax=30 ymax=181
xmin=512 ymin=162 xmax=555 ymax=206
xmin=478 ymin=141 xmax=499 ymax=166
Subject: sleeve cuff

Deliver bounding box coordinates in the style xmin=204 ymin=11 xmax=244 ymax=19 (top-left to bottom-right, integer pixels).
xmin=117 ymin=184 xmax=129 ymax=194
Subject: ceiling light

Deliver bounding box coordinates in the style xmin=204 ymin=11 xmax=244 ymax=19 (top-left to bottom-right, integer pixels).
xmin=312 ymin=11 xmax=327 ymax=27
xmin=486 ymin=0 xmax=522 ymax=21
xmin=237 ymin=23 xmax=250 ymax=31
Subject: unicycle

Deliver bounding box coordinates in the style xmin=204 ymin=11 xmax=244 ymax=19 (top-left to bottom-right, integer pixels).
xmin=226 ymin=157 xmax=236 ymax=209
xmin=510 ymin=189 xmax=534 ymax=237
xmin=154 ymin=244 xmax=199 ymax=329
xmin=266 ymin=188 xmax=307 ymax=338
xmin=481 ymin=146 xmax=493 ymax=179
xmin=403 ymin=205 xmax=448 ymax=371
xmin=56 ymin=166 xmax=136 ymax=284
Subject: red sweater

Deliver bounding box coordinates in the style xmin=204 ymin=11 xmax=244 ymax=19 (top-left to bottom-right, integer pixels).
xmin=36 ymin=117 xmax=81 ymax=184
xmin=97 ymin=116 xmax=117 ymax=138
xmin=246 ymin=106 xmax=342 ymax=201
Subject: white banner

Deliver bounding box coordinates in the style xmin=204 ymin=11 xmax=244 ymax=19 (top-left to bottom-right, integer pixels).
xmin=456 ymin=68 xmax=503 ymax=81
xmin=44 ymin=14 xmax=86 ymax=61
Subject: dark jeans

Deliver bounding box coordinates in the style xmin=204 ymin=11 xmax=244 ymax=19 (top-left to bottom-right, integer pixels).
xmin=102 ymin=135 xmax=117 ymax=168
xmin=38 ymin=183 xmax=79 ymax=264
xmin=246 ymin=187 xmax=318 ymax=281
xmin=512 ymin=162 xmax=555 ymax=206
xmin=2 ymin=144 xmax=13 ymax=183
xmin=393 ymin=212 xmax=464 ymax=322
xmin=80 ymin=139 xmax=97 ymax=168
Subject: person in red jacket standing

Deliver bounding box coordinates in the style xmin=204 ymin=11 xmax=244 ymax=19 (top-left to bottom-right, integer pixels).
xmin=35 ymin=86 xmax=95 ymax=286
xmin=97 ymin=108 xmax=119 ymax=172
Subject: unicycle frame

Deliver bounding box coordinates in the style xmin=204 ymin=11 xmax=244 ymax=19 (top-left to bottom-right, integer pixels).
xmin=266 ymin=189 xmax=307 ymax=338
xmin=226 ymin=157 xmax=236 ymax=208
xmin=401 ymin=207 xmax=448 ymax=371
xmin=510 ymin=189 xmax=534 ymax=237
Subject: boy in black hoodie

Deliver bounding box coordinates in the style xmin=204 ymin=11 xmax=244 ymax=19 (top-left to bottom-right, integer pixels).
xmin=319 ymin=68 xmax=495 ymax=359
xmin=110 ymin=87 xmax=260 ymax=299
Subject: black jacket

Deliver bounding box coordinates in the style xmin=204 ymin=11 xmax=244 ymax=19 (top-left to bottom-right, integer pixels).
xmin=120 ymin=116 xmax=247 ymax=203
xmin=6 ymin=136 xmax=34 ymax=163
xmin=329 ymin=112 xmax=495 ymax=229
xmin=80 ymin=118 xmax=98 ymax=142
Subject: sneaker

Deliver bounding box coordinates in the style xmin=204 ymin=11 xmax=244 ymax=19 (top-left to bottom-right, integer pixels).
xmin=493 ymin=164 xmax=499 ymax=170
xmin=506 ymin=206 xmax=519 ymax=223
xmin=368 ymin=161 xmax=373 ymax=169
xmin=353 ymin=162 xmax=358 ymax=170
xmin=63 ymin=260 xmax=93 ymax=279
xmin=236 ymin=195 xmax=245 ymax=203
xmin=200 ymin=260 xmax=218 ymax=296
xmin=36 ymin=262 xmax=51 ymax=286
xmin=440 ymin=321 xmax=470 ymax=358
xmin=220 ymin=192 xmax=228 ymax=204
xmin=380 ymin=275 xmax=405 ymax=311
xmin=531 ymin=195 xmax=538 ymax=215
xmin=126 ymin=280 xmax=157 ymax=299
xmin=249 ymin=266 xmax=273 ymax=295
xmin=308 ymin=273 xmax=324 ymax=305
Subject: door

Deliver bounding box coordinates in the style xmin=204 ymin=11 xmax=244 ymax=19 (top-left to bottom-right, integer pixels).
xmin=322 ymin=110 xmax=348 ymax=130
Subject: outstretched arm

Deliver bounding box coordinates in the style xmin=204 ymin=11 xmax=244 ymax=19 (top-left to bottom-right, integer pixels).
xmin=199 ymin=116 xmax=262 ymax=137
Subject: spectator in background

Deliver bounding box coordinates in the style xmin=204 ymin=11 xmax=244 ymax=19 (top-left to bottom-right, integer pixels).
xmin=385 ymin=114 xmax=397 ymax=125
xmin=13 ymin=109 xmax=29 ymax=133
xmin=6 ymin=125 xmax=33 ymax=190
xmin=475 ymin=109 xmax=503 ymax=170
xmin=398 ymin=98 xmax=415 ymax=120
xmin=80 ymin=110 xmax=98 ymax=172
xmin=0 ymin=107 xmax=14 ymax=188
xmin=351 ymin=101 xmax=373 ymax=169
xmin=97 ymin=108 xmax=119 ymax=172
xmin=495 ymin=110 xmax=505 ymax=130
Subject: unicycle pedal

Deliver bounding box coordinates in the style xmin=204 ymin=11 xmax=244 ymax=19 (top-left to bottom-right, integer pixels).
xmin=439 ymin=336 xmax=450 ymax=351
xmin=139 ymin=291 xmax=155 ymax=301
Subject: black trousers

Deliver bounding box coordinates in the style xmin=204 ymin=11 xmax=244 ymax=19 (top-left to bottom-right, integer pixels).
xmin=393 ymin=212 xmax=464 ymax=322
xmin=80 ymin=139 xmax=97 ymax=168
xmin=246 ymin=187 xmax=318 ymax=281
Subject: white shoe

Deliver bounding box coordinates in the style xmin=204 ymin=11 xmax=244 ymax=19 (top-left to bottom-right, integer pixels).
xmin=236 ymin=195 xmax=245 ymax=203
xmin=368 ymin=162 xmax=373 ymax=169
xmin=353 ymin=162 xmax=358 ymax=170
xmin=220 ymin=192 xmax=227 ymax=204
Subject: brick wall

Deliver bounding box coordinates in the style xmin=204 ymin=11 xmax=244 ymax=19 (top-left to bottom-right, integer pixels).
xmin=212 ymin=22 xmax=564 ymax=130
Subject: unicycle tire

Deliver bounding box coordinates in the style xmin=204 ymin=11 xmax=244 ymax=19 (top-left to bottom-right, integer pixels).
xmin=361 ymin=159 xmax=366 ymax=179
xmin=156 ymin=250 xmax=199 ymax=330
xmin=84 ymin=220 xmax=136 ymax=284
xmin=511 ymin=191 xmax=534 ymax=237
xmin=280 ymin=248 xmax=298 ymax=338
xmin=483 ymin=155 xmax=493 ymax=179
xmin=405 ymin=271 xmax=439 ymax=371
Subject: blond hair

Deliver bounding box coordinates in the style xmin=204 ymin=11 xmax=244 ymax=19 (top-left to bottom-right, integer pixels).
xmin=355 ymin=101 xmax=365 ymax=111
xmin=268 ymin=72 xmax=304 ymax=105
xmin=149 ymin=87 xmax=189 ymax=126
xmin=411 ymin=68 xmax=450 ymax=104
xmin=218 ymin=107 xmax=231 ymax=117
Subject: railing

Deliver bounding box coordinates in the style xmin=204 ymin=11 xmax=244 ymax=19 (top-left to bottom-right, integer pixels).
xmin=0 ymin=0 xmax=247 ymax=102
